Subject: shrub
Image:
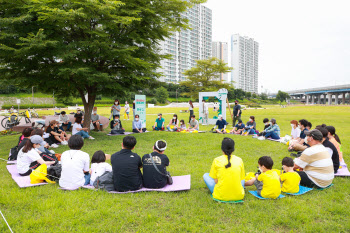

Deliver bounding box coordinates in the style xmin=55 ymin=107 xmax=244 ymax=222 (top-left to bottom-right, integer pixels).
xmin=149 ymin=98 xmax=157 ymax=104
xmin=1 ymin=104 xmax=65 ymax=109
xmin=155 ymin=87 xmax=169 ymax=104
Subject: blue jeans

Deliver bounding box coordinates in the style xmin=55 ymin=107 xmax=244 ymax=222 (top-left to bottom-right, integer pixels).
xmin=153 ymin=126 xmax=164 ymax=131
xmin=203 ymin=173 xmax=245 ymax=194
xmin=84 ymin=173 xmax=91 ymax=185
xmin=76 ymin=130 xmax=90 ymax=139
xmin=60 ymin=122 xmax=72 ymax=131
xmin=265 ymin=131 xmax=280 ymax=140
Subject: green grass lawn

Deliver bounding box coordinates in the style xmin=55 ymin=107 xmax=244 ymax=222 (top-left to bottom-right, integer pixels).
xmin=1 ymin=105 xmax=350 ymax=232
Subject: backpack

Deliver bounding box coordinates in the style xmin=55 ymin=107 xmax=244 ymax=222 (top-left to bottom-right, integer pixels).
xmin=93 ymin=171 xmax=115 ymax=191
xmin=9 ymin=146 xmax=19 ymax=161
xmin=47 ymin=164 xmax=62 ymax=182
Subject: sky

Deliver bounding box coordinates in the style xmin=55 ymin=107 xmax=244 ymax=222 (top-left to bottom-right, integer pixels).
xmin=203 ymin=0 xmax=350 ymax=93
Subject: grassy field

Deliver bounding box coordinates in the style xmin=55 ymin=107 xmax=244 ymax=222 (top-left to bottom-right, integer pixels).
xmin=0 ymin=105 xmax=350 ymax=232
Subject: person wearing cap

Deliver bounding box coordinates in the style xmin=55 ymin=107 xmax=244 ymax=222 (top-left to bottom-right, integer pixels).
xmin=74 ymin=108 xmax=84 ymax=123
xmin=59 ymin=111 xmax=72 ymax=131
xmin=213 ymin=115 xmax=228 ymax=134
xmin=293 ymin=129 xmax=334 ymax=188
xmin=258 ymin=118 xmax=280 ymax=140
xmin=16 ymin=135 xmax=57 ymax=176
xmin=142 ymin=140 xmax=170 ymax=189
xmin=91 ymin=107 xmax=101 ymax=131
xmin=230 ymin=120 xmax=245 ymax=134
xmin=152 ymin=113 xmax=165 ymax=131
xmin=232 ymin=100 xmax=242 ymax=126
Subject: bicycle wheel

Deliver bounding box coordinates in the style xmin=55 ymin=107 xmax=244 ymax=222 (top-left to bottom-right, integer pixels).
xmin=1 ymin=117 xmax=9 ymax=128
xmin=25 ymin=117 xmax=31 ymax=124
xmin=3 ymin=120 xmax=12 ymax=129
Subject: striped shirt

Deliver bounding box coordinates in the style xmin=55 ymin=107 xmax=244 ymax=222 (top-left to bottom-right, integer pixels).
xmin=294 ymin=144 xmax=334 ymax=188
xmin=265 ymin=124 xmax=280 ymax=136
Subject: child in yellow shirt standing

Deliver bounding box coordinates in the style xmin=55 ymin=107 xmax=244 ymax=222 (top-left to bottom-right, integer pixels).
xmin=280 ymin=157 xmax=301 ymax=193
xmin=245 ymin=156 xmax=281 ymax=199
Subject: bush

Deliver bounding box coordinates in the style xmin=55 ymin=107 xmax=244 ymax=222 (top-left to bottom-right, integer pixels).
xmin=149 ymin=98 xmax=157 ymax=104
xmin=155 ymin=87 xmax=169 ymax=104
xmin=1 ymin=104 xmax=65 ymax=109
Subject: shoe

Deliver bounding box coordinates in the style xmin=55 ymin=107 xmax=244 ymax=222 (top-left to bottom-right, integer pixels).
xmin=252 ymin=135 xmax=258 ymax=138
xmin=61 ymin=141 xmax=68 ymax=145
xmin=290 ymin=153 xmax=300 ymax=158
xmin=88 ymin=136 xmax=95 ymax=140
xmin=288 ymin=148 xmax=295 ymax=152
xmin=51 ymin=144 xmax=59 ymax=148
xmin=258 ymin=136 xmax=265 ymax=140
xmin=49 ymin=150 xmax=55 ymax=154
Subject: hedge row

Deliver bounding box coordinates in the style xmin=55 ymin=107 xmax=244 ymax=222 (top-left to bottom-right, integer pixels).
xmin=1 ymin=104 xmax=65 ymax=109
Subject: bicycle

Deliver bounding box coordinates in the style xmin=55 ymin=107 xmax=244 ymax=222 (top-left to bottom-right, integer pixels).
xmin=30 ymin=108 xmax=40 ymax=118
xmin=1 ymin=110 xmax=31 ymax=129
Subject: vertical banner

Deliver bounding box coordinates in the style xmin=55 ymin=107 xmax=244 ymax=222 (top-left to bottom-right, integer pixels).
xmin=135 ymin=95 xmax=146 ymax=128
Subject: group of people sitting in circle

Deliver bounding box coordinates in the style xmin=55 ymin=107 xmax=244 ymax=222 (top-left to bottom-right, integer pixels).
xmin=151 ymin=113 xmax=199 ymax=132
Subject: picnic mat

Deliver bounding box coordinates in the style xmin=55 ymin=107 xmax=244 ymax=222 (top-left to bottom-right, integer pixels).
xmin=285 ymin=186 xmax=313 ymax=195
xmin=249 ymin=191 xmax=285 ymax=200
xmin=315 ymin=183 xmax=334 ymax=190
xmin=335 ymin=166 xmax=350 ymax=177
xmin=6 ymin=165 xmax=48 ymax=188
xmin=107 ymin=132 xmax=134 ymax=136
xmin=212 ymin=196 xmax=244 ymax=204
xmin=267 ymin=138 xmax=282 ymax=142
xmin=7 ymin=160 xmax=17 ymax=165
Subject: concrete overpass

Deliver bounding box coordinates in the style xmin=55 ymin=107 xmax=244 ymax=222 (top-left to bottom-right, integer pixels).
xmin=285 ymin=84 xmax=350 ymax=105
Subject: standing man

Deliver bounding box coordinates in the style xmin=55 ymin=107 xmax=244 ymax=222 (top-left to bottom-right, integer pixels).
xmin=233 ymin=100 xmax=242 ymax=126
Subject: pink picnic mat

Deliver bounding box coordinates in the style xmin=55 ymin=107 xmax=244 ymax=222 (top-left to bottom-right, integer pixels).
xmin=6 ymin=165 xmax=48 ymax=188
xmin=335 ymin=166 xmax=350 ymax=177
xmin=107 ymin=132 xmax=134 ymax=136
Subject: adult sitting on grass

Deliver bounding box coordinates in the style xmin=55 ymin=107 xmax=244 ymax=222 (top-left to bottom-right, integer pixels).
xmin=153 ymin=113 xmax=165 ymax=131
xmin=326 ymin=126 xmax=344 ymax=163
xmin=293 ymin=129 xmax=334 ymax=188
xmin=59 ymin=135 xmax=91 ymax=189
xmin=132 ymin=114 xmax=147 ymax=133
xmin=110 ymin=115 xmax=125 ymax=135
xmin=317 ymin=126 xmax=340 ymax=173
xmin=91 ymin=107 xmax=101 ymax=131
xmin=242 ymin=116 xmax=256 ymax=136
xmin=31 ymin=129 xmax=55 ymax=156
xmin=288 ymin=119 xmax=309 ymax=152
xmin=203 ymin=138 xmax=245 ymax=201
xmin=187 ymin=115 xmax=199 ymax=132
xmin=72 ymin=117 xmax=94 ymax=140
xmin=17 ymin=135 xmax=56 ymax=176
xmin=212 ymin=115 xmax=228 ymax=134
xmin=258 ymin=118 xmax=280 ymax=140
xmin=230 ymin=119 xmax=245 ymax=134
xmin=17 ymin=127 xmax=34 ymax=152
xmin=290 ymin=120 xmax=301 ymax=139
xmin=166 ymin=114 xmax=179 ymax=132
xmin=74 ymin=108 xmax=84 ymax=123
xmin=111 ymin=136 xmax=143 ymax=192
xmin=142 ymin=140 xmax=170 ymax=189
xmin=257 ymin=118 xmax=270 ymax=137
xmin=59 ymin=111 xmax=72 ymax=132
xmin=46 ymin=120 xmax=70 ymax=145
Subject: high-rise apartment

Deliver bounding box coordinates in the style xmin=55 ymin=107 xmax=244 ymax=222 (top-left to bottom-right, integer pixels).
xmin=231 ymin=34 xmax=259 ymax=93
xmin=158 ymin=4 xmax=212 ymax=83
xmin=212 ymin=41 xmax=229 ymax=83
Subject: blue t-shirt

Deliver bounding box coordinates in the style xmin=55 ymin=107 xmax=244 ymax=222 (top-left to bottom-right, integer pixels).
xmin=235 ymin=123 xmax=245 ymax=130
xmin=300 ymin=128 xmax=308 ymax=139
xmin=155 ymin=118 xmax=165 ymax=128
xmin=216 ymin=119 xmax=227 ymax=130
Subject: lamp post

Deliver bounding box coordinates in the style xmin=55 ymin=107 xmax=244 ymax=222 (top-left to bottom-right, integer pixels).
xmin=32 ymin=86 xmax=34 ymax=104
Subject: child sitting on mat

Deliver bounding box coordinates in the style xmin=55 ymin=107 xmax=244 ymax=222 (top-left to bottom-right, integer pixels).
xmin=245 ymin=156 xmax=281 ymax=199
xmin=89 ymin=150 xmax=112 ymax=186
xmin=179 ymin=120 xmax=187 ymax=132
xmin=280 ymin=157 xmax=301 ymax=193
xmin=203 ymin=138 xmax=245 ymax=201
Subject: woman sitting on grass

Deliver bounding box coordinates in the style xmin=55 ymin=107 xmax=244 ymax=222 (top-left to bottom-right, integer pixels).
xmin=166 ymin=114 xmax=179 ymax=132
xmin=203 ymin=138 xmax=245 ymax=201
xmin=72 ymin=117 xmax=94 ymax=140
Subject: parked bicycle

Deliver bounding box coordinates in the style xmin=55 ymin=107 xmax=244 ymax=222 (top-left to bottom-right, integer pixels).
xmin=30 ymin=108 xmax=40 ymax=118
xmin=1 ymin=110 xmax=31 ymax=129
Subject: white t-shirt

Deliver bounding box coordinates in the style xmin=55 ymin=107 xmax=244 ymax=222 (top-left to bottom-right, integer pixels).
xmin=125 ymin=104 xmax=130 ymax=112
xmin=72 ymin=123 xmax=82 ymax=135
xmin=59 ymin=149 xmax=90 ymax=189
xmin=90 ymin=162 xmax=112 ymax=184
xmin=189 ymin=104 xmax=193 ymax=111
xmin=17 ymin=148 xmax=41 ymax=174
xmin=291 ymin=127 xmax=301 ymax=139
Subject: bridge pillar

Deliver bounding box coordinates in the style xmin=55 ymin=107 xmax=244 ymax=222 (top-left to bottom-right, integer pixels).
xmin=317 ymin=95 xmax=321 ymax=104
xmin=311 ymin=95 xmax=315 ymax=104
xmin=306 ymin=95 xmax=310 ymax=105
xmin=335 ymin=94 xmax=339 ymax=105
xmin=342 ymin=93 xmax=346 ymax=104
xmin=327 ymin=93 xmax=332 ymax=105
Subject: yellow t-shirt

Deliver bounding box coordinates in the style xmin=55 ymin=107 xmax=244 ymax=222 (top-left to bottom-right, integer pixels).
xmin=209 ymin=155 xmax=245 ymax=201
xmin=258 ymin=170 xmax=281 ymax=199
xmin=280 ymin=172 xmax=301 ymax=193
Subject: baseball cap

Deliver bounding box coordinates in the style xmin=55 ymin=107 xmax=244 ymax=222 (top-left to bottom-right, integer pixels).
xmin=235 ymin=100 xmax=238 ymax=103
xmin=238 ymin=120 xmax=243 ymax=123
xmin=30 ymin=135 xmax=46 ymax=146
xmin=305 ymin=129 xmax=323 ymax=141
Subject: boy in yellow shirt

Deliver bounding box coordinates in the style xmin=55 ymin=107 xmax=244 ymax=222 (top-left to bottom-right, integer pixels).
xmin=280 ymin=157 xmax=301 ymax=193
xmin=245 ymin=156 xmax=281 ymax=199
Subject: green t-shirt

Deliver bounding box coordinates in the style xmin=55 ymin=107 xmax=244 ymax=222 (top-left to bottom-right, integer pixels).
xmin=155 ymin=118 xmax=165 ymax=128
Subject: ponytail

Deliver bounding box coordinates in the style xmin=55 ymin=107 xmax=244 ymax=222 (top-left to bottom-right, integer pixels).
xmin=225 ymin=154 xmax=232 ymax=168
xmin=326 ymin=126 xmax=341 ymax=144
xmin=334 ymin=134 xmax=341 ymax=144
xmin=221 ymin=137 xmax=235 ymax=169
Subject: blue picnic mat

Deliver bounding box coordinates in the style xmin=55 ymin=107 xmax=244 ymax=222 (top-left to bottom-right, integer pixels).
xmin=285 ymin=186 xmax=313 ymax=195
xmin=249 ymin=191 xmax=285 ymax=199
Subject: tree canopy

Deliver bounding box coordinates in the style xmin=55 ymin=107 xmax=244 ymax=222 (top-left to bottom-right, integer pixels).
xmin=180 ymin=57 xmax=233 ymax=99
xmin=0 ymin=0 xmax=205 ymax=126
xmin=276 ymin=90 xmax=290 ymax=103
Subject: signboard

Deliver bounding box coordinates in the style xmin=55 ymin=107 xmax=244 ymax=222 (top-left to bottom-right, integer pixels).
xmin=16 ymin=99 xmax=21 ymax=104
xmin=135 ymin=95 xmax=146 ymax=128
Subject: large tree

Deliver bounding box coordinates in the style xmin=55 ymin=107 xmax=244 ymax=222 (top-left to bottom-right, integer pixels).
xmin=276 ymin=90 xmax=290 ymax=103
xmin=180 ymin=57 xmax=233 ymax=99
xmin=0 ymin=0 xmax=204 ymax=127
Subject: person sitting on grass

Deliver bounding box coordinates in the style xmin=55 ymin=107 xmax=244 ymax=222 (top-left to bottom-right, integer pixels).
xmin=179 ymin=120 xmax=187 ymax=132
xmin=132 ymin=114 xmax=147 ymax=133
xmin=212 ymin=115 xmax=228 ymax=134
xmin=31 ymin=129 xmax=56 ymax=156
xmin=74 ymin=108 xmax=84 ymax=123
xmin=153 ymin=113 xmax=165 ymax=131
xmin=317 ymin=127 xmax=340 ymax=173
xmin=326 ymin=126 xmax=344 ymax=163
xmin=187 ymin=115 xmax=199 ymax=132
xmin=257 ymin=118 xmax=270 ymax=137
xmin=258 ymin=118 xmax=280 ymax=140
xmin=110 ymin=115 xmax=125 ymax=135
xmin=111 ymin=136 xmax=143 ymax=192
xmin=280 ymin=157 xmax=301 ymax=194
xmin=290 ymin=120 xmax=301 ymax=139
xmin=245 ymin=156 xmax=281 ymax=199
xmin=306 ymin=121 xmax=312 ymax=131
xmin=91 ymin=107 xmax=102 ymax=131
xmin=242 ymin=116 xmax=256 ymax=136
xmin=89 ymin=150 xmax=112 ymax=186
xmin=293 ymin=129 xmax=334 ymax=188
xmin=17 ymin=135 xmax=57 ymax=176
xmin=59 ymin=111 xmax=72 ymax=132
xmin=59 ymin=135 xmax=91 ymax=189
xmin=72 ymin=117 xmax=94 ymax=140
xmin=203 ymin=138 xmax=245 ymax=201
xmin=46 ymin=120 xmax=70 ymax=145
xmin=142 ymin=140 xmax=170 ymax=189
xmin=17 ymin=127 xmax=34 ymax=152
xmin=230 ymin=120 xmax=245 ymax=134
xmin=166 ymin=114 xmax=179 ymax=132
xmin=288 ymin=119 xmax=309 ymax=152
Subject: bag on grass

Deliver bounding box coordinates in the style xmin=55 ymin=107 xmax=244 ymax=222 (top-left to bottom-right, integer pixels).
xmin=30 ymin=164 xmax=55 ymax=184
xmin=47 ymin=164 xmax=62 ymax=182
xmin=93 ymin=171 xmax=115 ymax=191
xmin=9 ymin=146 xmax=19 ymax=161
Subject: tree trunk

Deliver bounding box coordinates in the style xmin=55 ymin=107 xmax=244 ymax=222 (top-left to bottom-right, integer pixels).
xmin=82 ymin=94 xmax=96 ymax=132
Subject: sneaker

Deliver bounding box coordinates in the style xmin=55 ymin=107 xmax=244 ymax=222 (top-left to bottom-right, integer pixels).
xmin=290 ymin=153 xmax=300 ymax=158
xmin=258 ymin=136 xmax=265 ymax=140
xmin=51 ymin=144 xmax=59 ymax=148
xmin=61 ymin=141 xmax=68 ymax=145
xmin=49 ymin=150 xmax=55 ymax=154
xmin=252 ymin=135 xmax=258 ymax=139
xmin=288 ymin=148 xmax=295 ymax=152
xmin=88 ymin=136 xmax=95 ymax=140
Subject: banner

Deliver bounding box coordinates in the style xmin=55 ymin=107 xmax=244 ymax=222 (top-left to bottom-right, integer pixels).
xmin=135 ymin=95 xmax=146 ymax=128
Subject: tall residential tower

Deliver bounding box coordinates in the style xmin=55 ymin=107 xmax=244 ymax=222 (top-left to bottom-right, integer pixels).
xmin=212 ymin=41 xmax=229 ymax=83
xmin=231 ymin=34 xmax=259 ymax=93
xmin=158 ymin=4 xmax=212 ymax=83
